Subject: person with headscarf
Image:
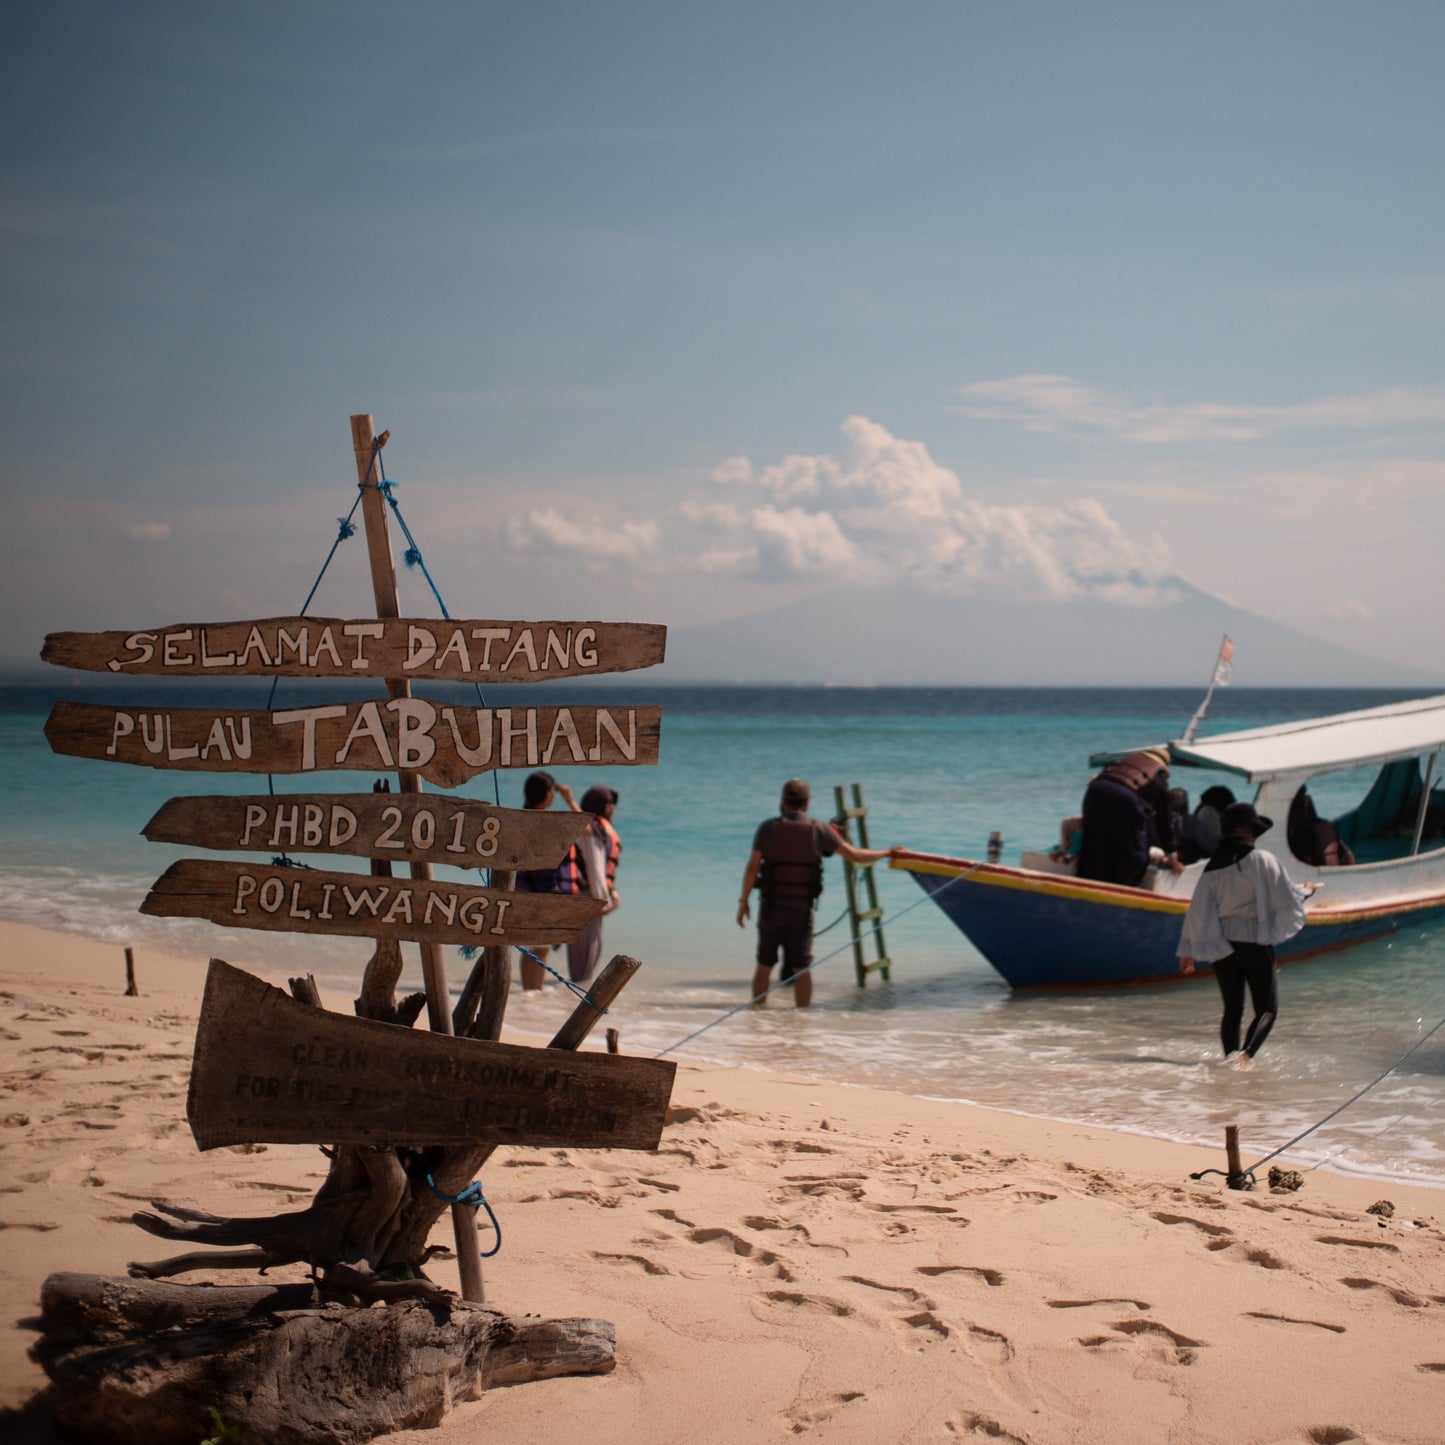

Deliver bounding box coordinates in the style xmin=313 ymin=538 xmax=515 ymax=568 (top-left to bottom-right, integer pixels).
xmin=1076 ymin=748 xmax=1177 ymax=886
xmin=1178 ymin=802 xmax=1316 ymax=1066
xmin=566 ymin=785 xmax=623 ymax=984
xmin=1287 ymin=786 xmax=1355 ymax=868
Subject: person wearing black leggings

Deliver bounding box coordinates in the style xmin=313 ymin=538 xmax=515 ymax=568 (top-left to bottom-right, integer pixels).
xmin=1178 ymin=802 xmax=1314 ymax=1067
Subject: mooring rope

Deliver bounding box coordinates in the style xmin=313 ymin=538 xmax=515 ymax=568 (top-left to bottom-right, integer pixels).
xmin=1190 ymin=1014 xmax=1445 ymax=1187
xmin=652 ymin=861 xmax=984 ymax=1060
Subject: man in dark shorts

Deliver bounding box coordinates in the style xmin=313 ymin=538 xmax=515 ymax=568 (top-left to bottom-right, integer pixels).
xmin=736 ymin=778 xmax=901 ymax=1008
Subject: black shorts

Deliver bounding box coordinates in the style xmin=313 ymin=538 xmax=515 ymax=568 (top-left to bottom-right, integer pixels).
xmin=756 ymin=900 xmax=815 ymax=981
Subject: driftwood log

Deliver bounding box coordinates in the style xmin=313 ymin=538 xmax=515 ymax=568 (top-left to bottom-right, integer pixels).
xmin=33 ymin=1272 xmax=614 ymax=1445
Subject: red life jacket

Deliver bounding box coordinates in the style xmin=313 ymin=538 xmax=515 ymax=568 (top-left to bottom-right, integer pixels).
xmin=575 ymin=817 xmax=622 ymax=891
xmin=758 ymin=815 xmax=824 ymax=903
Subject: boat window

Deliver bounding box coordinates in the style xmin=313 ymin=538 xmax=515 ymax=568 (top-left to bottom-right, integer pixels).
xmin=1298 ymin=756 xmax=1445 ymax=864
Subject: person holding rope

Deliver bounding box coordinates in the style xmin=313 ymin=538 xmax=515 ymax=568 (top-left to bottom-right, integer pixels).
xmin=737 ymin=778 xmax=904 ymax=1008
xmin=1178 ymin=801 xmax=1316 ymax=1067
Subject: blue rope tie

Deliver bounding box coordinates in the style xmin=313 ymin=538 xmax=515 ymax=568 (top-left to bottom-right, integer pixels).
xmin=426 ymin=1173 xmax=502 ymax=1258
xmin=456 ymin=942 xmax=608 ymax=1013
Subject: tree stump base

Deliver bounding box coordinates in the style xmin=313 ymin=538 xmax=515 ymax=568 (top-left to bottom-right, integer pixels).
xmin=32 ymin=1272 xmax=616 ymax=1445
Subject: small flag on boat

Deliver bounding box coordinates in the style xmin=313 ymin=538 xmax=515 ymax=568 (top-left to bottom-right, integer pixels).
xmin=1213 ymin=635 xmax=1234 ymax=687
xmin=1182 ymin=634 xmax=1235 ymax=744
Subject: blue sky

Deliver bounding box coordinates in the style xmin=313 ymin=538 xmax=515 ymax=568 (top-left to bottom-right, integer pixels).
xmin=4 ymin=2 xmax=1443 ymax=676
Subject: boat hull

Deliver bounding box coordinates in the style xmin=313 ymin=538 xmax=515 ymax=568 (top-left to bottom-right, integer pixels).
xmin=897 ymin=854 xmax=1445 ymax=988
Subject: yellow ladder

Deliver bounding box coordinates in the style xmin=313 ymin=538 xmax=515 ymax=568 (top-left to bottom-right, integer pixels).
xmin=834 ymin=783 xmax=891 ymax=987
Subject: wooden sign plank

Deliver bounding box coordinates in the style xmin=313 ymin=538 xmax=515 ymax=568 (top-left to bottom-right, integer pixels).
xmin=143 ymin=794 xmax=589 ymax=871
xmin=45 ymin=700 xmax=661 ymax=788
xmin=141 ymin=859 xmax=602 ymax=947
xmin=188 ymin=959 xmax=676 ymax=1150
xmin=42 ymin=617 xmax=666 ymax=682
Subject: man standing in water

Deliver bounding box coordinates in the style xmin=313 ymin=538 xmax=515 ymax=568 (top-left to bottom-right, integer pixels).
xmin=736 ymin=778 xmax=902 ymax=1008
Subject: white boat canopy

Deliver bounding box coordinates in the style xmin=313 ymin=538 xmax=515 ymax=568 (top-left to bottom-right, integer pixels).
xmin=1165 ymin=693 xmax=1445 ymax=783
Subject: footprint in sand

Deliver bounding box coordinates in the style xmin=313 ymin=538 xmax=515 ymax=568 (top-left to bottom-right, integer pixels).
xmin=752 ymin=1289 xmax=853 ymax=1321
xmin=1243 ymin=1311 xmax=1346 ymax=1334
xmin=916 ymin=1264 xmax=1006 ymax=1289
xmin=841 ymin=1275 xmax=950 ymax=1340
xmin=685 ymin=1226 xmax=796 ymax=1281
xmin=1314 ymin=1234 xmax=1401 ymax=1253
xmin=1149 ymin=1210 xmax=1233 ymax=1238
xmin=1080 ymin=1318 xmax=1205 ymax=1367
xmin=1338 ymin=1277 xmax=1426 ymax=1307
xmin=939 ymin=1411 xmax=1028 ymax=1442
xmin=782 ymin=1390 xmax=866 ymax=1432
xmin=591 ymin=1251 xmax=670 ymax=1276
xmin=1203 ymin=1238 xmax=1288 ymax=1270
xmin=1046 ymin=1297 xmax=1151 ymax=1312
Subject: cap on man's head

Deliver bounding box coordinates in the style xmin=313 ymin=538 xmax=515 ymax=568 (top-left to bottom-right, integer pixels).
xmin=781 ymin=778 xmax=810 ymax=809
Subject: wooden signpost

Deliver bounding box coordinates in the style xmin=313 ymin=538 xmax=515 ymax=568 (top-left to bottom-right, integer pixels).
xmin=141 ymin=858 xmax=601 ymax=947
xmin=143 ymin=792 xmax=590 ymax=869
xmin=188 ymin=959 xmax=674 ymax=1151
xmin=32 ymin=413 xmax=674 ymax=1442
xmin=44 ymin=615 xmax=665 ymax=680
xmin=46 ymin=698 xmax=661 ymax=787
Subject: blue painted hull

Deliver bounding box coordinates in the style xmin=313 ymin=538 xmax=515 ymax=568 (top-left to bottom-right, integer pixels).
xmin=903 ymin=860 xmax=1445 ymax=988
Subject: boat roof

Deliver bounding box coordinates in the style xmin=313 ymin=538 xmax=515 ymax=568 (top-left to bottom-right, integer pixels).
xmin=1166 ymin=692 xmax=1445 ymax=782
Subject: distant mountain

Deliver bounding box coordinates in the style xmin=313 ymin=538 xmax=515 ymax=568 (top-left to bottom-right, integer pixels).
xmin=657 ymin=578 xmax=1440 ymax=688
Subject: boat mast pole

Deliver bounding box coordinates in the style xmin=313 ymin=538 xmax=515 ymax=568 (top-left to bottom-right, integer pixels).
xmin=1181 ymin=634 xmax=1233 ymax=745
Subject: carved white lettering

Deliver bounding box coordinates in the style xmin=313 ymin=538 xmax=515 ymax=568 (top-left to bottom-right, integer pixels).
xmin=273 ymin=705 xmax=348 ymax=771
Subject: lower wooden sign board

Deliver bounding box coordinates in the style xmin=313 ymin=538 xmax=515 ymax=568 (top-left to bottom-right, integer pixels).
xmin=188 ymin=959 xmax=676 ymax=1151
xmin=141 ymin=859 xmax=602 ymax=947
xmin=46 ymin=699 xmax=661 ymax=788
xmin=143 ymin=793 xmax=589 ymax=871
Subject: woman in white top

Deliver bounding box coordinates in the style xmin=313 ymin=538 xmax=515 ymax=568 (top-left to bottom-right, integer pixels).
xmin=1178 ymin=802 xmax=1315 ymax=1065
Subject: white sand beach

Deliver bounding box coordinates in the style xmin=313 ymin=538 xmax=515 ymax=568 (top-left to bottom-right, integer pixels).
xmin=1 ymin=919 xmax=1442 ymax=1444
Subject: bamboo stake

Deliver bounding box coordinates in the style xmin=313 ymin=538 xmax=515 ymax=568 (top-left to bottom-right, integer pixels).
xmin=350 ymin=412 xmax=486 ymax=1304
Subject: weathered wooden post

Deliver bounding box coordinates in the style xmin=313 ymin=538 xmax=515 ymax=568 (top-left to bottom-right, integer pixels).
xmin=349 ymin=412 xmax=484 ymax=1300
xmin=33 ymin=415 xmax=675 ymax=1442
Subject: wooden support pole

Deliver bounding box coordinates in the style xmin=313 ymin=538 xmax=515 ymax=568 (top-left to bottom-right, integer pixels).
xmin=350 ymin=412 xmax=486 ymax=1305
xmin=606 ymin=1028 xmax=620 ymax=1054
xmin=124 ymin=946 xmax=138 ymax=997
xmin=1224 ymin=1125 xmax=1246 ymax=1189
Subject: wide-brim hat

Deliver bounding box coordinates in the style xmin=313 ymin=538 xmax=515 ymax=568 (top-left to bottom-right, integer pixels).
xmin=1222 ymin=801 xmax=1273 ymax=838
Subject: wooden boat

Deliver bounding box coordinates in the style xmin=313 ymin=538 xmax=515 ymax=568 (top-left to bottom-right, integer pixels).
xmin=892 ymin=693 xmax=1445 ymax=987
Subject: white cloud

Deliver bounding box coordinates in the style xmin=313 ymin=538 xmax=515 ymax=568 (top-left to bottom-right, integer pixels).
xmin=503 ymin=506 xmax=659 ymax=564
xmin=699 ymin=417 xmax=1175 ymax=601
xmin=956 ymin=375 xmax=1445 ymax=444
xmin=495 ymin=416 xmax=1179 ymax=603
xmin=127 ymin=522 xmax=172 ymax=542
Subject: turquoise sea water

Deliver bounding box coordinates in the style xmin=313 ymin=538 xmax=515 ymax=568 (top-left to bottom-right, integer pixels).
xmin=3 ymin=682 xmax=1443 ymax=1186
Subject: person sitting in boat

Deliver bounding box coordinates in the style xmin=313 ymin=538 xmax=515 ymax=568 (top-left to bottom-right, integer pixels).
xmin=1178 ymin=802 xmax=1317 ymax=1067
xmin=1172 ymin=786 xmax=1232 ymax=865
xmin=1076 ymin=748 xmax=1180 ymax=887
xmin=1192 ymin=785 xmax=1235 ymax=861
xmin=1286 ymin=787 xmax=1355 ymax=867
xmin=1048 ymin=813 xmax=1084 ymax=864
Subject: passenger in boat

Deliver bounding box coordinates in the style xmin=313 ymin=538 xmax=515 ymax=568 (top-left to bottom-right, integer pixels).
xmin=1076 ymin=749 xmax=1178 ymax=886
xmin=1049 ymin=814 xmax=1084 ymax=864
xmin=565 ymin=785 xmax=622 ymax=984
xmin=1286 ymin=787 xmax=1356 ymax=867
xmin=1178 ymin=802 xmax=1316 ymax=1066
xmin=513 ymin=770 xmax=583 ymax=991
xmin=736 ymin=778 xmax=903 ymax=1008
xmin=1192 ymin=785 xmax=1235 ymax=860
